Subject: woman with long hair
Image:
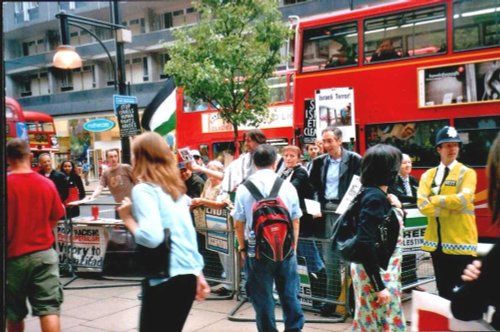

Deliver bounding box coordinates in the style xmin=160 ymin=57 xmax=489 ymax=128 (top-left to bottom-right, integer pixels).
xmin=118 ymin=132 xmax=210 ymax=332
xmin=60 ymin=160 xmax=85 ymax=217
xmin=351 ymin=144 xmax=406 ymax=331
xmin=451 ymin=133 xmax=500 ymax=329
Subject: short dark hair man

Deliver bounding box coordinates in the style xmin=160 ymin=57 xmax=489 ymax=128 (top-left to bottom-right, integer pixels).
xmin=418 ymin=126 xmax=478 ymax=299
xmin=7 ymin=139 xmax=66 ymax=332
xmin=232 ymin=144 xmax=304 ymax=331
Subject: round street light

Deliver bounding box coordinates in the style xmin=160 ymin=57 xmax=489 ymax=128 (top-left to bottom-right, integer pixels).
xmin=53 ymin=45 xmax=82 ymax=70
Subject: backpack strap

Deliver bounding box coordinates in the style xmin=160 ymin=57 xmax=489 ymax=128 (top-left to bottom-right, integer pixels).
xmin=269 ymin=177 xmax=284 ymax=199
xmin=242 ymin=180 xmax=264 ymax=201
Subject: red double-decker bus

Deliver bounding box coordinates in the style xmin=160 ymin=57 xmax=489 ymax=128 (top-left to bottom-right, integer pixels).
xmin=292 ymin=0 xmax=500 ymax=240
xmin=5 ymin=97 xmax=59 ymax=170
xmin=175 ymin=70 xmax=296 ymax=162
xmin=23 ymin=110 xmax=59 ymax=169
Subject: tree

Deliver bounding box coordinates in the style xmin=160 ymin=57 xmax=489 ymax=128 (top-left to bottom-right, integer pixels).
xmin=164 ymin=0 xmax=290 ymax=154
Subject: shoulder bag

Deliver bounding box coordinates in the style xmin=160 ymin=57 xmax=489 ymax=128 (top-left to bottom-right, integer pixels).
xmin=333 ymin=189 xmax=400 ymax=270
xmin=101 ymin=227 xmax=171 ymax=279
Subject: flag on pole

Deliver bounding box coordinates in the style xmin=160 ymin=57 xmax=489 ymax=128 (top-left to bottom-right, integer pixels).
xmin=141 ymin=77 xmax=176 ymax=136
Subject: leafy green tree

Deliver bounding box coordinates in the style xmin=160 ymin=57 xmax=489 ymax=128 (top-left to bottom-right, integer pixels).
xmin=164 ymin=0 xmax=290 ymax=153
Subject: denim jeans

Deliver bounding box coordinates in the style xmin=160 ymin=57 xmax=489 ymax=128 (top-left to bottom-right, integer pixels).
xmin=297 ymin=238 xmax=325 ymax=274
xmin=245 ymin=254 xmax=304 ymax=332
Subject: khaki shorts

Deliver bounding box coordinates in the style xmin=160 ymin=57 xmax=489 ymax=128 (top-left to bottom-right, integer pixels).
xmin=6 ymin=248 xmax=63 ymax=321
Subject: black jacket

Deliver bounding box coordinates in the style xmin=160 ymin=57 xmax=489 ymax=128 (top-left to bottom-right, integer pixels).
xmin=451 ymin=238 xmax=500 ymax=330
xmin=281 ymin=165 xmax=315 ymax=236
xmin=309 ymin=149 xmax=361 ymax=206
xmin=40 ymin=169 xmax=69 ymax=202
xmin=389 ymin=174 xmax=418 ymax=205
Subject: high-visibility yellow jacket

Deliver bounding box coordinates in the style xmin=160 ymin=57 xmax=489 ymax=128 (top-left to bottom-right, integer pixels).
xmin=417 ymin=162 xmax=477 ymax=256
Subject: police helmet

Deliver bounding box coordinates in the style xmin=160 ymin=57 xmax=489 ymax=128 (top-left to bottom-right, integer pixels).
xmin=435 ymin=126 xmax=462 ymax=148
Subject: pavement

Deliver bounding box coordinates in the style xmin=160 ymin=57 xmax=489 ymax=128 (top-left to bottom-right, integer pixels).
xmin=23 ymin=179 xmax=426 ymax=331
xmin=23 ymin=275 xmax=428 ymax=332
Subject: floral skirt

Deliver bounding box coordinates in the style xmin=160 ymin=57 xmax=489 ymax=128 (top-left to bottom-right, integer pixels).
xmin=350 ymin=255 xmax=406 ymax=332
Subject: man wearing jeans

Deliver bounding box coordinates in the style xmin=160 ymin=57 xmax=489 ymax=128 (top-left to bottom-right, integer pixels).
xmin=7 ymin=139 xmax=65 ymax=332
xmin=309 ymin=126 xmax=361 ymax=316
xmin=232 ymin=144 xmax=304 ymax=332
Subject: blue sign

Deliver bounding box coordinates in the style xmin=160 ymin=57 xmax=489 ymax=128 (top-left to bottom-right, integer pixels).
xmin=83 ymin=118 xmax=116 ymax=132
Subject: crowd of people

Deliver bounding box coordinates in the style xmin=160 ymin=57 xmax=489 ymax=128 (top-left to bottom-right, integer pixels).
xmin=6 ymin=124 xmax=499 ymax=332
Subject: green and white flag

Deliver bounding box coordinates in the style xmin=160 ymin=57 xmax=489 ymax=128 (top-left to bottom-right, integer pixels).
xmin=141 ymin=77 xmax=176 ymax=135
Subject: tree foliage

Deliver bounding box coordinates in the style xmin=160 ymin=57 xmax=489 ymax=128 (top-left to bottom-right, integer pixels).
xmin=164 ymin=0 xmax=290 ymax=149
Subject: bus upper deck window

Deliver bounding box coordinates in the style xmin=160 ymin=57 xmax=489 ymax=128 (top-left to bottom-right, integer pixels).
xmin=453 ymin=1 xmax=500 ymax=51
xmin=364 ymin=5 xmax=446 ymax=64
xmin=301 ymin=21 xmax=358 ymax=72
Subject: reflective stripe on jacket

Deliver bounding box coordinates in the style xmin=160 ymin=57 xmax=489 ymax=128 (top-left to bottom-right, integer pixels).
xmin=417 ymin=162 xmax=478 ymax=256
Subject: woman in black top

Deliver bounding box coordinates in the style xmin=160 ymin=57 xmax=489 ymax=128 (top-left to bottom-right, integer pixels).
xmin=60 ymin=160 xmax=86 ymax=218
xmin=451 ymin=133 xmax=500 ymax=329
xmin=351 ymin=144 xmax=406 ymax=331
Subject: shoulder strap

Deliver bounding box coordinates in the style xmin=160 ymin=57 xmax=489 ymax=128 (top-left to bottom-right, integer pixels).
xmin=242 ymin=180 xmax=264 ymax=201
xmin=269 ymin=177 xmax=284 ymax=199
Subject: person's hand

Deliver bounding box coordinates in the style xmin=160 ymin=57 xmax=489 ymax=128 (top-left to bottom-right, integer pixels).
xmin=312 ymin=212 xmax=323 ymax=219
xmin=191 ymin=198 xmax=203 ymax=207
xmin=195 ymin=273 xmax=210 ymax=301
xmin=376 ymin=288 xmax=390 ymax=306
xmin=117 ymin=197 xmax=133 ymax=220
xmin=461 ymin=260 xmax=482 ymax=282
xmin=239 ymin=251 xmax=247 ymax=267
xmin=387 ymin=193 xmax=402 ymax=209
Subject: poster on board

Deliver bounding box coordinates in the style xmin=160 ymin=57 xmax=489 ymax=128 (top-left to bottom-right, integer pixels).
xmin=315 ymin=87 xmax=355 ymax=142
xmin=418 ymin=59 xmax=500 ymax=107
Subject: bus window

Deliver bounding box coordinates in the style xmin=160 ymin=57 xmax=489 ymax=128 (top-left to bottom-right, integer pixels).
xmin=301 ymin=21 xmax=358 ymax=72
xmin=453 ymin=0 xmax=500 ymax=51
xmin=213 ymin=141 xmax=235 ymax=165
xmin=268 ymin=75 xmax=288 ymax=103
xmin=365 ymin=120 xmax=449 ymax=167
xmin=455 ymin=116 xmax=500 ymax=167
xmin=364 ymin=5 xmax=446 ymax=63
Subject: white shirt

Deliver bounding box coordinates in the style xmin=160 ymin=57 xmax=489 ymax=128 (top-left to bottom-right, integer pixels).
xmin=435 ymin=160 xmax=457 ymax=186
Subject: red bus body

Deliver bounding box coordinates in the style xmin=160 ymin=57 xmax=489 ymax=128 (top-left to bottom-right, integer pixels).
xmin=176 ymin=71 xmax=296 ymax=161
xmin=293 ymin=0 xmax=500 ymax=240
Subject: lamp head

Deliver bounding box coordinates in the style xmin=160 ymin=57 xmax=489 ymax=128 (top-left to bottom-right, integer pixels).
xmin=53 ymin=45 xmax=82 ymax=69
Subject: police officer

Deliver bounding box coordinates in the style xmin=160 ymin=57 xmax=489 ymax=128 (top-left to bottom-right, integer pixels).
xmin=417 ymin=126 xmax=478 ymax=299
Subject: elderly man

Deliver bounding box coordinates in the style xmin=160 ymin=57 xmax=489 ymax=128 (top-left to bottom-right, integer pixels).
xmin=38 ymin=153 xmax=69 ymax=202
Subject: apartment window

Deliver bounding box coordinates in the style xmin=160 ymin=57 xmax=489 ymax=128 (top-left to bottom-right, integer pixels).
xmin=160 ymin=53 xmax=171 ymax=79
xmin=22 ymin=37 xmax=45 ymax=56
xmin=14 ymin=2 xmax=39 ymax=22
xmin=58 ymin=1 xmax=75 ymax=11
xmin=72 ymin=65 xmax=95 ymax=91
xmin=284 ymin=0 xmax=308 ymax=4
xmin=164 ymin=12 xmax=173 ymax=29
xmin=186 ymin=7 xmax=196 ymax=14
xmin=143 ymin=58 xmax=149 ymax=82
xmin=61 ymin=71 xmax=74 ymax=92
xmin=20 ymin=79 xmax=32 ymax=97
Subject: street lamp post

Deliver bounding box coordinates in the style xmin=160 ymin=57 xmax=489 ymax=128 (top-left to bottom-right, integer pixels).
xmin=53 ymin=0 xmax=132 ymax=164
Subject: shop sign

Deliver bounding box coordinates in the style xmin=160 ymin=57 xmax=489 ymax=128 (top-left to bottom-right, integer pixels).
xmin=83 ymin=118 xmax=116 ymax=133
